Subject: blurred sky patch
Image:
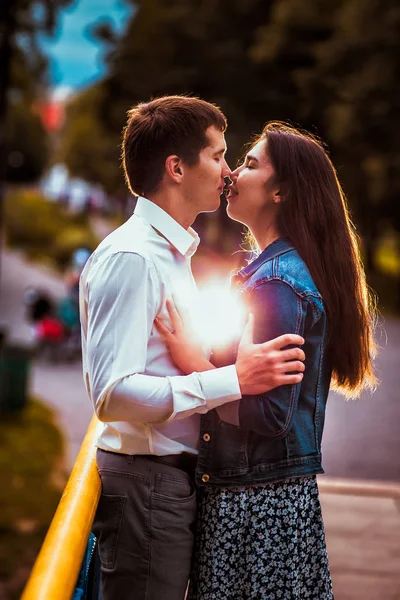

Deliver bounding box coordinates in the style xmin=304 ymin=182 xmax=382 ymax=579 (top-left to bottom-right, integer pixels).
xmin=40 ymin=0 xmax=132 ymax=93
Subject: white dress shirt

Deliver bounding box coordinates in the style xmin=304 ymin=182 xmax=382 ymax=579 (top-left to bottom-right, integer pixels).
xmin=80 ymin=197 xmax=241 ymax=456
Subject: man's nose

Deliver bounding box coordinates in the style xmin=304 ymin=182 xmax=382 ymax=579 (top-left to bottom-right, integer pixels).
xmin=222 ymin=159 xmax=232 ymax=178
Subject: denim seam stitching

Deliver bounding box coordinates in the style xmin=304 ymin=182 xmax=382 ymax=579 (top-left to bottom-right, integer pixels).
xmin=98 ymin=470 xmax=150 ymax=483
xmin=273 ymin=255 xmax=278 ymax=278
xmin=308 ymin=296 xmax=320 ymax=324
xmin=146 ymin=474 xmax=155 ymax=600
xmin=240 ymin=247 xmax=295 ymax=278
xmin=102 ymin=496 xmax=127 ymax=570
xmin=249 ymin=276 xmax=322 ymax=300
xmin=151 ymin=490 xmax=196 ymax=504
xmin=250 ymin=276 xmax=306 ymax=298
xmin=314 ymin=344 xmax=324 ymax=450
xmin=156 ymin=473 xmax=192 ymax=483
xmin=217 ymin=454 xmax=322 ymax=476
xmin=108 ymin=496 xmax=126 ymax=570
xmin=250 ymin=278 xmax=321 ymax=325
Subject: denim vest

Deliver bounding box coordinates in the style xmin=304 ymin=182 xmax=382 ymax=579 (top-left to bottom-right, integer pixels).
xmin=195 ymin=237 xmax=332 ymax=488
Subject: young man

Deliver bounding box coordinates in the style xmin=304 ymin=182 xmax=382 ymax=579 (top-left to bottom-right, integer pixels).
xmin=80 ymin=96 xmax=305 ymax=600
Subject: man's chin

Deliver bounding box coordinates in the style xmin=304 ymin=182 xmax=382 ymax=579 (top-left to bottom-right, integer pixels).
xmin=202 ymin=197 xmax=222 ymax=213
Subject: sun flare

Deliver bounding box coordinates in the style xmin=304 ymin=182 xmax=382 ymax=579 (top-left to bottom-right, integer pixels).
xmin=193 ymin=279 xmax=248 ymax=349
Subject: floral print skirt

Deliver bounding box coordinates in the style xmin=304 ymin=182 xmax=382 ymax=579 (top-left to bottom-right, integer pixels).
xmin=188 ymin=476 xmax=333 ymax=600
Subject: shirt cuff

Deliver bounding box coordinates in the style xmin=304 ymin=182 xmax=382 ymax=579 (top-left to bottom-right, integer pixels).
xmin=199 ymin=364 xmax=242 ymax=411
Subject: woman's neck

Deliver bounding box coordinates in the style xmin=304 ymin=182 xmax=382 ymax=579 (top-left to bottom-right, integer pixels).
xmin=249 ymin=223 xmax=281 ymax=252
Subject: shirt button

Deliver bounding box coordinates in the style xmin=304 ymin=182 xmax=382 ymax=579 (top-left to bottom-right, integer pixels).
xmin=203 ymin=433 xmax=211 ymax=442
xmin=201 ymin=473 xmax=210 ymax=483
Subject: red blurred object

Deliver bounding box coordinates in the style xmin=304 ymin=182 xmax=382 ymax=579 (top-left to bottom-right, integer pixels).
xmin=36 ymin=317 xmax=65 ymax=341
xmin=37 ymin=99 xmax=65 ymax=132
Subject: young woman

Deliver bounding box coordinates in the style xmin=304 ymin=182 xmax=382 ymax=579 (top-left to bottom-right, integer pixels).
xmin=156 ymin=122 xmax=377 ymax=599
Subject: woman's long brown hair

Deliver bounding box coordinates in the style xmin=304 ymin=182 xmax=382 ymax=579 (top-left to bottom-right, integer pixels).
xmin=254 ymin=122 xmax=377 ymax=398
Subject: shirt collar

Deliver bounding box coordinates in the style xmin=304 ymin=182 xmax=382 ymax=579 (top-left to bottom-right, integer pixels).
xmin=134 ymin=196 xmax=200 ymax=257
xmin=234 ymin=236 xmax=295 ymax=283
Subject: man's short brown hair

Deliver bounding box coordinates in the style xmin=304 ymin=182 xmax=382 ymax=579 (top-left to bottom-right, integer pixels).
xmin=122 ymin=95 xmax=227 ymax=197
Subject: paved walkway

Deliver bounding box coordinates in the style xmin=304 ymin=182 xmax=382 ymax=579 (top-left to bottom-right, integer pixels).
xmin=321 ymin=489 xmax=400 ymax=599
xmin=31 ymin=362 xmax=93 ymax=468
xmin=0 ymin=249 xmax=92 ymax=469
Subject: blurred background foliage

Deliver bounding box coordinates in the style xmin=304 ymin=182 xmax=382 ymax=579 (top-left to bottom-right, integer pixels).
xmin=0 ymin=399 xmax=65 ymax=599
xmin=1 ymin=0 xmax=400 ymax=289
xmin=1 ymin=0 xmax=73 ymax=183
xmin=4 ymin=190 xmax=98 ymax=270
xmin=57 ymin=0 xmax=400 ymax=296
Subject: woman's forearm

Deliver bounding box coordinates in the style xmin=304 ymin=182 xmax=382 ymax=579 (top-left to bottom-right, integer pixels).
xmin=185 ymin=357 xmax=216 ymax=374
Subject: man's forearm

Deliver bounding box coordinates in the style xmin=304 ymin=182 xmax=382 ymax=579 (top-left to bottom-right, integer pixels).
xmin=93 ymin=366 xmax=240 ymax=425
xmin=97 ymin=373 xmax=176 ymax=423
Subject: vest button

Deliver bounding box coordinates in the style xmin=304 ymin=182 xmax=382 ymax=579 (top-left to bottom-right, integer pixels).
xmin=201 ymin=473 xmax=210 ymax=483
xmin=203 ymin=433 xmax=211 ymax=442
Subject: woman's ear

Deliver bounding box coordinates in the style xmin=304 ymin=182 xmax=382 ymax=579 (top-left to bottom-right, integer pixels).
xmin=273 ymin=190 xmax=281 ymax=204
xmin=165 ymin=155 xmax=184 ymax=183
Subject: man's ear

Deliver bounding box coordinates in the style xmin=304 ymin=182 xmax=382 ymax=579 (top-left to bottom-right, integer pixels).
xmin=165 ymin=155 xmax=184 ymax=183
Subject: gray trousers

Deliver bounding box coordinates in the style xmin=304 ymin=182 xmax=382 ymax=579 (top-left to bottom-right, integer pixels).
xmin=93 ymin=449 xmax=197 ymax=600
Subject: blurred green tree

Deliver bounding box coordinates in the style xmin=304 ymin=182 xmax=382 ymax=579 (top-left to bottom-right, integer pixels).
xmin=5 ymin=98 xmax=49 ymax=183
xmin=60 ymin=0 xmax=281 ymax=234
xmin=59 ymin=0 xmax=399 ymax=267
xmin=258 ymin=0 xmax=400 ymax=273
xmin=59 ymin=84 xmax=123 ymax=195
xmin=0 ymin=0 xmax=73 ymax=281
xmin=1 ymin=0 xmax=73 ymax=179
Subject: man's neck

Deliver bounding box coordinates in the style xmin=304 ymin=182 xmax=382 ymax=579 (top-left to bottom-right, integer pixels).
xmin=147 ymin=192 xmax=196 ymax=230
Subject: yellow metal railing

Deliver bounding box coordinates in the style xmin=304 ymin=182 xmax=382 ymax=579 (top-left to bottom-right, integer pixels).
xmin=21 ymin=411 xmax=400 ymax=599
xmin=21 ymin=415 xmax=102 ymax=600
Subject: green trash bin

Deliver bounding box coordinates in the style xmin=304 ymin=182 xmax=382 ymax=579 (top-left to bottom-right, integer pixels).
xmin=0 ymin=343 xmax=32 ymax=415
